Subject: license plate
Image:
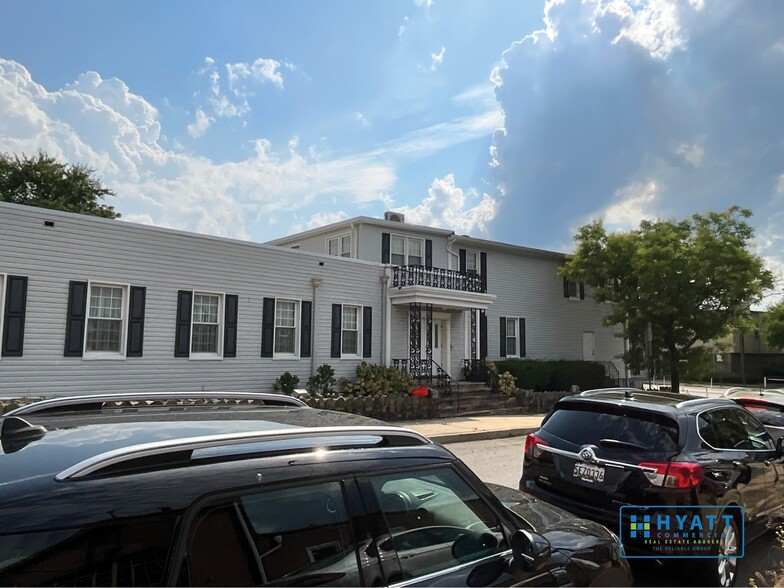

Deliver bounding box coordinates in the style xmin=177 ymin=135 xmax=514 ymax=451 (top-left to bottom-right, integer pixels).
xmin=573 ymin=462 xmax=605 ymax=483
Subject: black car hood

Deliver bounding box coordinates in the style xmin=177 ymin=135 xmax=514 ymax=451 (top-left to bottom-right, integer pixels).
xmin=487 ymin=483 xmax=616 ymax=547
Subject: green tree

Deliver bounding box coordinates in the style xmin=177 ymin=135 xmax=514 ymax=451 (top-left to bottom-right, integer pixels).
xmin=562 ymin=206 xmax=773 ymax=393
xmin=0 ymin=151 xmax=120 ymax=218
xmin=765 ymin=300 xmax=784 ymax=350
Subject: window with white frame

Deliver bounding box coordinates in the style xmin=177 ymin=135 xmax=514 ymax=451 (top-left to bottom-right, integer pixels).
xmin=342 ymin=305 xmax=360 ymax=356
xmin=390 ymin=235 xmax=425 ymax=266
xmin=466 ymin=251 xmax=479 ymax=274
xmin=191 ymin=293 xmax=222 ymax=354
xmin=506 ymin=317 xmax=518 ymax=357
xmin=274 ymin=299 xmax=298 ymax=355
xmin=326 ymin=234 xmax=351 ymax=258
xmin=85 ymin=284 xmax=127 ymax=355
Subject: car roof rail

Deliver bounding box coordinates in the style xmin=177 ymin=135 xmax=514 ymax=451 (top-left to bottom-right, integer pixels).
xmin=724 ymin=387 xmax=784 ymax=398
xmin=55 ymin=426 xmax=431 ymax=481
xmin=5 ymin=391 xmax=308 ymax=417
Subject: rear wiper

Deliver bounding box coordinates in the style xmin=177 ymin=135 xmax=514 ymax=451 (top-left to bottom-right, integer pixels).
xmin=598 ymin=438 xmax=648 ymax=451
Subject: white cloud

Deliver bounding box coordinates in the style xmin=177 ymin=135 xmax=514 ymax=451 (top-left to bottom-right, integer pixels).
xmin=186 ymin=108 xmax=214 ymax=138
xmin=0 ymin=59 xmax=396 ymax=240
xmin=430 ymin=46 xmax=446 ymax=71
xmin=297 ymin=211 xmax=350 ymax=232
xmin=397 ymin=174 xmax=499 ymax=235
xmin=674 ymin=142 xmax=704 ymax=167
xmin=603 ymin=180 xmax=660 ymax=229
xmin=226 ymin=58 xmax=285 ymax=92
xmin=777 ymin=173 xmax=784 ymax=195
xmin=414 ymin=0 xmax=434 ymax=7
xmin=354 ymin=111 xmax=371 ymax=128
xmin=399 ymin=16 xmax=410 ymax=37
xmin=597 ymin=0 xmax=688 ymax=60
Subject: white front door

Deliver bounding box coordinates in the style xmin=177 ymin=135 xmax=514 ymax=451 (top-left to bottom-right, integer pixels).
xmin=582 ymin=331 xmax=595 ymax=361
xmin=422 ymin=317 xmax=451 ymax=375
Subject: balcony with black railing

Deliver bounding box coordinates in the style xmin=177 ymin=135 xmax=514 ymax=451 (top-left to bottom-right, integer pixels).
xmin=391 ymin=265 xmax=485 ymax=293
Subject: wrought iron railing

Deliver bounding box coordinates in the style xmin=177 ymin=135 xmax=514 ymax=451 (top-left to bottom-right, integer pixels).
xmin=462 ymin=358 xmax=500 ymax=393
xmin=392 ymin=266 xmax=485 ymax=293
xmin=599 ymin=361 xmax=621 ymax=387
xmin=392 ymin=358 xmax=454 ymax=396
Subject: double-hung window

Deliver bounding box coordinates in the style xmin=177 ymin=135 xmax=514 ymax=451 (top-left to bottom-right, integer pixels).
xmin=191 ymin=293 xmax=222 ymax=355
xmin=505 ymin=317 xmax=518 ymax=357
xmin=274 ymin=299 xmax=297 ymax=355
xmin=327 ymin=234 xmax=351 ymax=258
xmin=466 ymin=251 xmax=479 ymax=274
xmin=342 ymin=305 xmax=360 ymax=356
xmin=390 ymin=235 xmax=425 ymax=266
xmin=85 ymin=284 xmax=127 ymax=356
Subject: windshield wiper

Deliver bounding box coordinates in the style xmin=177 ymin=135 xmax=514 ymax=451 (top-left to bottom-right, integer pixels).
xmin=598 ymin=438 xmax=648 ymax=451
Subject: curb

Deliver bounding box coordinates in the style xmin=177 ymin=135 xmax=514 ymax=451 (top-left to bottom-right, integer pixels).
xmin=427 ymin=426 xmax=537 ymax=445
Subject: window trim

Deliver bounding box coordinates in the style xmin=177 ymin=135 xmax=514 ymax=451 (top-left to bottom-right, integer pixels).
xmin=465 ymin=250 xmax=480 ymax=275
xmin=341 ymin=304 xmax=362 ymax=359
xmin=189 ymin=290 xmax=225 ymax=360
xmin=273 ymin=297 xmax=300 ymax=359
xmin=0 ymin=273 xmax=5 ymax=360
xmin=82 ymin=281 xmax=130 ymax=360
xmin=326 ymin=233 xmax=352 ymax=258
xmin=504 ymin=316 xmax=519 ymax=358
xmin=389 ymin=234 xmax=425 ymax=266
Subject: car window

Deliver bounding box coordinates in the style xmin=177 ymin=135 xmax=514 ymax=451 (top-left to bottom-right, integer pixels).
xmin=366 ymin=467 xmax=507 ymax=580
xmin=186 ymin=481 xmax=361 ymax=587
xmin=699 ymin=408 xmax=775 ymax=451
xmin=0 ymin=514 xmax=178 ymax=586
xmin=541 ymin=407 xmax=679 ymax=452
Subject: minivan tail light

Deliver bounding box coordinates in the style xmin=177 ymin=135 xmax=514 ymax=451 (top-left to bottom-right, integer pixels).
xmin=639 ymin=462 xmax=703 ymax=489
xmin=525 ymin=433 xmax=549 ymax=459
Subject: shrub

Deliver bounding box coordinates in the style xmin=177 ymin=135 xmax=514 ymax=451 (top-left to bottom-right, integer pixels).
xmin=308 ymin=364 xmax=336 ymax=396
xmin=498 ymin=371 xmax=518 ymax=396
xmin=340 ymin=362 xmax=413 ymax=397
xmin=273 ymin=371 xmax=300 ymax=395
xmin=495 ymin=360 xmax=605 ymax=391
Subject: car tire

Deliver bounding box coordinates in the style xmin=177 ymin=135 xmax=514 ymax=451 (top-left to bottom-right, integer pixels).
xmin=695 ymin=514 xmax=740 ymax=587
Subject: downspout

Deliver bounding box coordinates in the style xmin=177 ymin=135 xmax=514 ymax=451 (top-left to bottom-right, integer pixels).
xmin=446 ymin=232 xmax=458 ymax=270
xmin=351 ymin=222 xmax=357 ymax=259
xmin=380 ymin=270 xmax=390 ymax=365
xmin=310 ymin=278 xmax=320 ymax=380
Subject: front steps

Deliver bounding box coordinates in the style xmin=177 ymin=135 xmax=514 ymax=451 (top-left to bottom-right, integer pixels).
xmin=435 ymin=381 xmax=522 ymax=417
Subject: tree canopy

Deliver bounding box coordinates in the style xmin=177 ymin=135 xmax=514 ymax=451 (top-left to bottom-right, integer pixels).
xmin=765 ymin=300 xmax=784 ymax=350
xmin=0 ymin=151 xmax=120 ymax=219
xmin=562 ymin=206 xmax=773 ymax=393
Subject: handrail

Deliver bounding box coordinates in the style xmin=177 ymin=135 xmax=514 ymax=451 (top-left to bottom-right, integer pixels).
xmin=56 ymin=426 xmax=431 ymax=481
xmin=392 ymin=266 xmax=485 ymax=293
xmin=462 ymin=358 xmax=499 ymax=393
xmin=432 ymin=359 xmax=455 ymax=396
xmin=6 ymin=392 xmax=308 ymax=416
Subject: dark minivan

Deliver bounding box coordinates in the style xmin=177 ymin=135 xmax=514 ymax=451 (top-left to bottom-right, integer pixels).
xmin=520 ymin=388 xmax=784 ymax=587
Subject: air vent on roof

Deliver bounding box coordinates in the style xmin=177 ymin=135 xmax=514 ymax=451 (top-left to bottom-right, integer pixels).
xmin=384 ymin=211 xmax=405 ymax=223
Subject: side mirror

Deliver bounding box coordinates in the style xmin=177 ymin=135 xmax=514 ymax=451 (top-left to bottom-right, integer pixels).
xmin=511 ymin=529 xmax=551 ymax=573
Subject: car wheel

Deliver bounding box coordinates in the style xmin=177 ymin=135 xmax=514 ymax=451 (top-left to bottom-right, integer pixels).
xmin=697 ymin=515 xmax=739 ymax=587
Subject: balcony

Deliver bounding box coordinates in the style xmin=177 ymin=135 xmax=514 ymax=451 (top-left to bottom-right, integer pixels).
xmin=392 ymin=266 xmax=485 ymax=293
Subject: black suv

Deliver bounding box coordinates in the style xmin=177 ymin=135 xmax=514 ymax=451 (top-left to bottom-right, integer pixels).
xmin=520 ymin=388 xmax=784 ymax=587
xmin=0 ymin=392 xmax=631 ymax=587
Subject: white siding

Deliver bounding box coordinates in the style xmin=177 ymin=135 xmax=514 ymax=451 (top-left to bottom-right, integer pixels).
xmin=0 ymin=204 xmax=385 ymax=396
xmin=358 ymin=225 xmax=452 ymax=268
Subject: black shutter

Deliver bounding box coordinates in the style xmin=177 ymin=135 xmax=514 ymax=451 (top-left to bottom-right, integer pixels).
xmin=519 ymin=318 xmax=526 ymax=358
xmin=499 ymin=316 xmax=507 ymax=358
xmin=331 ymin=304 xmax=342 ymax=358
xmin=174 ymin=290 xmax=192 ymax=358
xmin=425 ymin=240 xmax=433 ymax=269
xmin=223 ymin=294 xmax=238 ymax=358
xmin=300 ymin=300 xmax=312 ymax=358
xmin=261 ymin=297 xmax=275 ymax=357
xmin=64 ymin=281 xmax=88 ymax=357
xmin=381 ymin=233 xmax=391 ymax=264
xmin=459 ymin=249 xmax=467 ymax=273
xmin=479 ymin=310 xmax=488 ymax=359
xmin=579 ymin=282 xmax=585 ymax=300
xmin=563 ymin=277 xmax=570 ymax=298
xmin=362 ymin=306 xmax=372 ymax=358
xmin=2 ymin=276 xmax=28 ymax=357
xmin=480 ymin=252 xmax=488 ymax=291
xmin=126 ymin=286 xmax=146 ymax=357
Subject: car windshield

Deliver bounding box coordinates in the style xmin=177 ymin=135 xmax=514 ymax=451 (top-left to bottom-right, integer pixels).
xmin=542 ymin=407 xmax=679 ymax=452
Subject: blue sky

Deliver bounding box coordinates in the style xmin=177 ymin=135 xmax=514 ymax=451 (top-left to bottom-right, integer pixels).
xmin=1 ymin=0 xmax=783 ymax=295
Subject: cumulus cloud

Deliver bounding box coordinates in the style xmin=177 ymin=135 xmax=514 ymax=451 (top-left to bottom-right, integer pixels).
xmin=430 ymin=46 xmax=446 ymax=71
xmin=488 ymin=0 xmax=784 ymax=259
xmin=186 ymin=108 xmax=214 ymax=138
xmin=0 ymin=59 xmax=396 ymax=240
xmin=226 ymin=58 xmax=285 ymax=92
xmin=397 ymin=174 xmax=499 ymax=235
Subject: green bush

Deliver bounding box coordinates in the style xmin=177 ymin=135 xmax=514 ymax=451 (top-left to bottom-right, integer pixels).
xmin=495 ymin=360 xmax=605 ymax=392
xmin=273 ymin=371 xmax=300 ymax=395
xmin=340 ymin=362 xmax=413 ymax=397
xmin=308 ymin=364 xmax=336 ymax=396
